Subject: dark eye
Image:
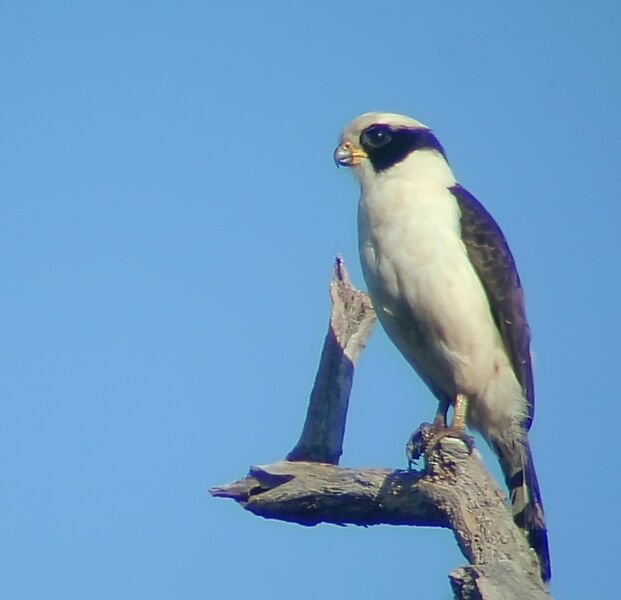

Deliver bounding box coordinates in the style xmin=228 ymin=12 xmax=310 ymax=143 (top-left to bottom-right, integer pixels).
xmin=361 ymin=126 xmax=392 ymax=148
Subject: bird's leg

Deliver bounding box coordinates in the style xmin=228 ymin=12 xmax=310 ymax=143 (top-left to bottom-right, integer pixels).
xmin=433 ymin=398 xmax=449 ymax=429
xmin=451 ymin=393 xmax=468 ymax=430
xmin=406 ymin=399 xmax=450 ymax=467
xmin=426 ymin=393 xmax=474 ymax=454
xmin=405 ymin=395 xmax=474 ymax=467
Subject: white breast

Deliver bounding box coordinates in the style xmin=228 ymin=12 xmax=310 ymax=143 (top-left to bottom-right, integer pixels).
xmin=356 ymin=153 xmax=525 ymax=433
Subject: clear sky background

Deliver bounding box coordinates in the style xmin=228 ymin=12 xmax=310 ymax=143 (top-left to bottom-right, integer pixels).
xmin=2 ymin=2 xmax=620 ymax=598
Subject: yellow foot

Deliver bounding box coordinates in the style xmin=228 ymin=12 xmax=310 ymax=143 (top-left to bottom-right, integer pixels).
xmin=426 ymin=426 xmax=474 ymax=455
xmin=406 ymin=422 xmax=474 ymax=469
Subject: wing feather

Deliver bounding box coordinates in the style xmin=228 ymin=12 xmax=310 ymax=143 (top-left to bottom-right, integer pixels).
xmin=450 ymin=184 xmax=535 ymax=428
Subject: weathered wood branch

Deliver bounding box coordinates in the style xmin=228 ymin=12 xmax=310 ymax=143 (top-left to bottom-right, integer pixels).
xmin=211 ymin=257 xmax=551 ymax=600
xmin=286 ymin=255 xmax=376 ymax=464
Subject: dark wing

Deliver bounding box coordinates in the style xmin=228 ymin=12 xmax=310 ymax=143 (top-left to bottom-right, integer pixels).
xmin=449 ymin=184 xmax=535 ymax=428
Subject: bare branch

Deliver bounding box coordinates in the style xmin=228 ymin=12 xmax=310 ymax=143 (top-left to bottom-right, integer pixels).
xmin=286 ymin=256 xmax=376 ymax=464
xmin=211 ymin=434 xmax=548 ymax=600
xmin=211 ymin=257 xmax=551 ymax=600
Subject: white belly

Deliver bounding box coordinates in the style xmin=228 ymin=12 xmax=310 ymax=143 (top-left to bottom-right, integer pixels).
xmin=358 ymin=184 xmax=525 ymax=433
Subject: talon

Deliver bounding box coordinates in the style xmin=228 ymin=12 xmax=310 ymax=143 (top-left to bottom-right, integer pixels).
xmin=405 ymin=422 xmax=434 ymax=466
xmin=406 ymin=394 xmax=474 ymax=467
xmin=426 ymin=426 xmax=475 ymax=455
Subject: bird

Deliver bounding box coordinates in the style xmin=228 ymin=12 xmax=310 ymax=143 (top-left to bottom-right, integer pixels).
xmin=334 ymin=111 xmax=550 ymax=582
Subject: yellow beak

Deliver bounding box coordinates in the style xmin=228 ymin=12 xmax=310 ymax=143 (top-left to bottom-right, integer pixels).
xmin=334 ymin=142 xmax=367 ymax=167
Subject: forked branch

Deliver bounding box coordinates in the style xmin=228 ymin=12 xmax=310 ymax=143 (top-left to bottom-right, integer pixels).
xmin=211 ymin=257 xmax=551 ymax=600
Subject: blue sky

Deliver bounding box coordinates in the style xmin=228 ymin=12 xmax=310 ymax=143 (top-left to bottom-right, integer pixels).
xmin=2 ymin=2 xmax=620 ymax=598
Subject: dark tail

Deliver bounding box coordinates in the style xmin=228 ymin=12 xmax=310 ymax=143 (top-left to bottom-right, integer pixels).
xmin=492 ymin=436 xmax=551 ymax=582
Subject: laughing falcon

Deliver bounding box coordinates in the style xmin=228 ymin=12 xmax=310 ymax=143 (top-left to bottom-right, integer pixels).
xmin=334 ymin=111 xmax=550 ymax=582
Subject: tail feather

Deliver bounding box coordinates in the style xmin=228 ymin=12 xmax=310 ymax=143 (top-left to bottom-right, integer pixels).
xmin=492 ymin=437 xmax=551 ymax=582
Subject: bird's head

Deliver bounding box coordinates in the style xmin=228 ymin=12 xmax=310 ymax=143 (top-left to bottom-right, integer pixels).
xmin=334 ymin=112 xmax=449 ymax=186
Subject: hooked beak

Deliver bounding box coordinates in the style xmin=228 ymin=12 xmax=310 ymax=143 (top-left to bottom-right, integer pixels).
xmin=334 ymin=142 xmax=367 ymax=167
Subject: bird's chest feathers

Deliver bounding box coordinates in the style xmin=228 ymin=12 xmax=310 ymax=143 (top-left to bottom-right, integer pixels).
xmin=358 ymin=181 xmax=469 ymax=302
xmin=358 ymin=179 xmax=500 ymax=395
xmin=360 ymin=177 xmax=497 ymax=342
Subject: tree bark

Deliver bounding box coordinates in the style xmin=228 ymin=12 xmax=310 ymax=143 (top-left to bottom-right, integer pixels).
xmin=286 ymin=255 xmax=376 ymax=464
xmin=210 ymin=257 xmax=551 ymax=600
